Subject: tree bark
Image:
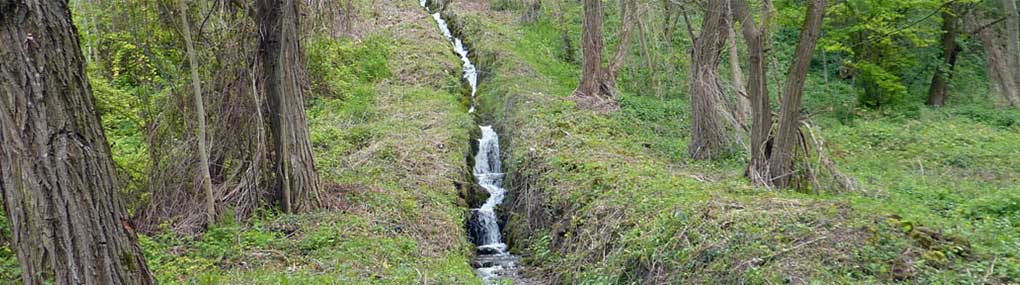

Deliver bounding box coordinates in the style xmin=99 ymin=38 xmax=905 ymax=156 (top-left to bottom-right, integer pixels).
xmin=0 ymin=1 xmax=155 ymax=283
xmin=927 ymin=7 xmax=961 ymax=107
xmin=179 ymin=0 xmax=217 ymax=225
xmin=688 ymin=0 xmax=729 ymax=160
xmin=968 ymin=9 xmax=1020 ymax=106
xmin=575 ymin=0 xmax=610 ymax=99
xmin=731 ymin=0 xmax=772 ymax=183
xmin=258 ymin=0 xmax=322 ymax=213
xmin=1002 ymin=0 xmax=1020 ymax=103
xmin=767 ymin=0 xmax=827 ymax=188
xmin=606 ymin=0 xmax=636 ymax=85
xmin=726 ymin=5 xmax=751 ymax=125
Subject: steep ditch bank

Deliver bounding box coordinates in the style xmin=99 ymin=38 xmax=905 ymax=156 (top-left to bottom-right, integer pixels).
xmin=420 ymin=1 xmax=524 ymax=283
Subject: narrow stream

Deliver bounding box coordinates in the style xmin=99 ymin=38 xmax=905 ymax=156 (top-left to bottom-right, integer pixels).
xmin=420 ymin=1 xmax=521 ymax=283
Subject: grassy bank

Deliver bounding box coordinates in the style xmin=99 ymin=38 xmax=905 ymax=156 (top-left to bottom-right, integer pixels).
xmin=450 ymin=0 xmax=1019 ymax=283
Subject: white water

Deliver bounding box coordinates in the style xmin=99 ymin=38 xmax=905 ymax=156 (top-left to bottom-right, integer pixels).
xmin=472 ymin=126 xmax=508 ymax=254
xmin=426 ymin=6 xmax=478 ymax=112
xmin=421 ymin=2 xmax=519 ymax=283
xmin=470 ymin=126 xmax=516 ymax=282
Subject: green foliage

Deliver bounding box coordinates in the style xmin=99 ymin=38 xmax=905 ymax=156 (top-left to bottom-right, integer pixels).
xmin=306 ymin=36 xmax=391 ymax=99
xmin=91 ymin=71 xmax=154 ymax=210
xmin=0 ymin=211 xmax=18 ymax=281
xmin=803 ymin=0 xmax=955 ymax=108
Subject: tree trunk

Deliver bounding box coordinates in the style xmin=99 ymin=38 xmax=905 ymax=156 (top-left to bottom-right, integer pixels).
xmin=575 ymin=0 xmax=608 ymax=99
xmin=688 ymin=0 xmax=729 ymax=160
xmin=767 ymin=0 xmax=827 ymax=188
xmin=606 ymin=0 xmax=636 ymax=90
xmin=732 ymin=0 xmax=772 ymax=183
xmin=726 ymin=5 xmax=751 ymax=125
xmin=1002 ymin=0 xmax=1020 ymax=103
xmin=968 ymin=10 xmax=1020 ymax=106
xmin=0 ymin=1 xmax=155 ymax=284
xmin=927 ymin=7 xmax=961 ymax=107
xmin=258 ymin=0 xmax=322 ymax=213
xmin=179 ymin=0 xmax=217 ymax=225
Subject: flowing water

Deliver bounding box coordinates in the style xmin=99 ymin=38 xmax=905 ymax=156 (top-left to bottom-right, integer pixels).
xmin=425 ymin=4 xmax=478 ymax=113
xmin=420 ymin=1 xmax=520 ymax=283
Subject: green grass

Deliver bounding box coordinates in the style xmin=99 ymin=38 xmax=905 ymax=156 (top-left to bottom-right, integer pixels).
xmin=452 ymin=2 xmax=1020 ymax=283
xmin=138 ymin=2 xmax=481 ymax=283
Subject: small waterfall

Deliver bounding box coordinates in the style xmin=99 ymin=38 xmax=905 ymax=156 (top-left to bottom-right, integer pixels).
xmin=468 ymin=126 xmax=518 ymax=282
xmin=471 ymin=126 xmax=507 ymax=254
xmin=426 ymin=6 xmax=478 ymax=113
xmin=421 ymin=2 xmax=520 ymax=283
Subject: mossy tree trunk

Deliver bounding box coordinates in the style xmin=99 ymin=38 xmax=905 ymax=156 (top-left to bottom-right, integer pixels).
xmin=0 ymin=1 xmax=155 ymax=283
xmin=688 ymin=0 xmax=729 ymax=160
xmin=257 ymin=0 xmax=322 ymax=213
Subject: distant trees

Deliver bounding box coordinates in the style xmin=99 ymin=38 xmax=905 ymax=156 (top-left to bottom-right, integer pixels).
xmin=258 ymin=0 xmax=323 ymax=212
xmin=574 ymin=0 xmax=636 ymax=108
xmin=927 ymin=4 xmax=962 ymax=107
xmin=0 ymin=1 xmax=155 ymax=283
xmin=1000 ymin=0 xmax=1020 ymax=105
xmin=575 ymin=0 xmax=612 ymax=101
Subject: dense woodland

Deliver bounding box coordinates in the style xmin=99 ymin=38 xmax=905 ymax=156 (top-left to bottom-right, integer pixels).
xmin=1 ymin=0 xmax=1019 ymax=283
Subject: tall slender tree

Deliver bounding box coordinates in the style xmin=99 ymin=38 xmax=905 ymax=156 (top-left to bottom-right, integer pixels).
xmin=257 ymin=0 xmax=322 ymax=213
xmin=726 ymin=5 xmax=751 ymax=125
xmin=732 ymin=0 xmax=773 ymax=183
xmin=0 ymin=1 xmax=155 ymax=283
xmin=766 ymin=0 xmax=827 ymax=188
xmin=178 ymin=0 xmax=217 ymax=225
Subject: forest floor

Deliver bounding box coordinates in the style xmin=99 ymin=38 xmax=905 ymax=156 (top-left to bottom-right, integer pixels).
xmin=128 ymin=0 xmax=483 ymax=283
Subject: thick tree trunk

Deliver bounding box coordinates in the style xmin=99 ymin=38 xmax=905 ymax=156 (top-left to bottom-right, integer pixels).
xmin=688 ymin=0 xmax=729 ymax=160
xmin=179 ymin=0 xmax=217 ymax=225
xmin=767 ymin=0 xmax=827 ymax=188
xmin=258 ymin=0 xmax=322 ymax=213
xmin=927 ymin=8 xmax=961 ymax=107
xmin=575 ymin=0 xmax=608 ymax=99
xmin=0 ymin=1 xmax=155 ymax=284
xmin=968 ymin=10 xmax=1020 ymax=106
xmin=732 ymin=0 xmax=772 ymax=182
